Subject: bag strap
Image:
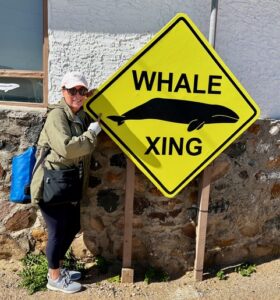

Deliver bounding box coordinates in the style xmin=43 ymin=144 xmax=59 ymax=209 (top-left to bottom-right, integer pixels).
xmin=31 ymin=110 xmax=52 ymax=176
xmin=32 ymin=147 xmax=50 ymax=177
xmin=34 ymin=113 xmax=48 ymax=146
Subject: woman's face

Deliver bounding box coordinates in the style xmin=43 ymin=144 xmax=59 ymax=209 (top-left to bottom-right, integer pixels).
xmin=62 ymin=85 xmax=88 ymax=113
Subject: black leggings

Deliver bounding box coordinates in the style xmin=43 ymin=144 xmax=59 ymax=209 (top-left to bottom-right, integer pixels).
xmin=39 ymin=202 xmax=81 ymax=269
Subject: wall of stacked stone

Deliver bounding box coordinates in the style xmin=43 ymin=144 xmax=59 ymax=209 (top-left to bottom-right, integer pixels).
xmin=0 ymin=108 xmax=279 ymax=276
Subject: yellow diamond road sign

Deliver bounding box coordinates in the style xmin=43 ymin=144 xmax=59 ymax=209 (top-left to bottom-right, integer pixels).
xmin=85 ymin=13 xmax=260 ymax=198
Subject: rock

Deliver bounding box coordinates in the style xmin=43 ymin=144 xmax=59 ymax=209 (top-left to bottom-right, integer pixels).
xmin=97 ymin=189 xmax=119 ymax=213
xmin=134 ymin=197 xmax=150 ymax=215
xmin=226 ymin=142 xmax=246 ymax=158
xmin=0 ymin=234 xmax=25 ymax=260
xmin=269 ymin=125 xmax=280 ymax=135
xmin=90 ymin=217 xmax=105 ymax=232
xmin=148 ymin=212 xmax=167 ymax=221
xmin=135 ymin=175 xmax=149 ymax=193
xmin=105 ymin=171 xmax=124 ymax=185
xmin=247 ymin=123 xmax=261 ymax=135
xmin=0 ymin=202 xmax=14 ymax=223
xmin=214 ymin=246 xmax=249 ymax=266
xmin=4 ymin=208 xmax=37 ymax=231
xmin=89 ymin=176 xmax=102 ymax=188
xmin=71 ymin=233 xmax=94 ymax=261
xmin=31 ymin=228 xmax=48 ymax=252
xmin=239 ymin=223 xmax=259 ymax=237
xmin=266 ymin=156 xmax=280 ymax=169
xmin=182 ymin=223 xmax=196 ymax=239
xmin=271 ymin=183 xmax=280 ymax=199
xmin=211 ymin=160 xmax=231 ymax=182
xmin=110 ymin=153 xmax=126 ymax=168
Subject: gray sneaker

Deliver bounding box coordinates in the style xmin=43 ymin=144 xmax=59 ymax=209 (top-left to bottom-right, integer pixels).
xmin=47 ymin=274 xmax=82 ymax=293
xmin=60 ymin=268 xmax=82 ymax=281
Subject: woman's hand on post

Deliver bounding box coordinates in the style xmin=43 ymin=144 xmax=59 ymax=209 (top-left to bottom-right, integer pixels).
xmin=88 ymin=122 xmax=101 ymax=136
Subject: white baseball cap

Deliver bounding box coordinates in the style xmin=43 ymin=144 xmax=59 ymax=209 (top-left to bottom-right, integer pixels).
xmin=61 ymin=71 xmax=88 ymax=89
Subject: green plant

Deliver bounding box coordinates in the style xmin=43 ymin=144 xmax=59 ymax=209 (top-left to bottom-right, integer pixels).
xmin=216 ymin=270 xmax=228 ymax=280
xmin=107 ymin=275 xmax=121 ymax=283
xmin=19 ymin=253 xmax=48 ymax=294
xmin=63 ymin=248 xmax=85 ymax=273
xmin=144 ymin=267 xmax=169 ymax=284
xmin=95 ymin=255 xmax=111 ymax=274
xmin=235 ymin=263 xmax=256 ymax=277
xmin=19 ymin=249 xmax=85 ymax=294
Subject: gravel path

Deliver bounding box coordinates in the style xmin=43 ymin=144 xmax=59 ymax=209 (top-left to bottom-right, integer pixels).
xmin=0 ymin=258 xmax=279 ymax=299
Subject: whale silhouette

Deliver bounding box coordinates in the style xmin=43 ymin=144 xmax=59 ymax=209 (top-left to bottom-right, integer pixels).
xmin=107 ymin=98 xmax=239 ymax=132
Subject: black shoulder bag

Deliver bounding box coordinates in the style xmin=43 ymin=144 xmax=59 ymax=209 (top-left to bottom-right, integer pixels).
xmin=42 ymin=162 xmax=83 ymax=205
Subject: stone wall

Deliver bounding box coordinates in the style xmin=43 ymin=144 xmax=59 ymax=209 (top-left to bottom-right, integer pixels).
xmin=0 ymin=108 xmax=279 ymax=276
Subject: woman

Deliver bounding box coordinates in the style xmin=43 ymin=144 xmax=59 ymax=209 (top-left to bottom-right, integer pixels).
xmin=31 ymin=71 xmax=101 ymax=293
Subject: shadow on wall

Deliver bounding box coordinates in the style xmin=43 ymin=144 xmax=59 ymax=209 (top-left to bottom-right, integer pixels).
xmin=49 ymin=0 xmax=210 ymax=34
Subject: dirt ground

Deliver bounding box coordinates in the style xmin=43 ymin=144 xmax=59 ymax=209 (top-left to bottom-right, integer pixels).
xmin=0 ymin=257 xmax=279 ymax=300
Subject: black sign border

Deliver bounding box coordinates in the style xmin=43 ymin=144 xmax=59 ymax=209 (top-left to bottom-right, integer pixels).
xmin=86 ymin=16 xmax=258 ymax=196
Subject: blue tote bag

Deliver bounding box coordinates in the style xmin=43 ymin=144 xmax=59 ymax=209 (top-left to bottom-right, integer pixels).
xmin=10 ymin=146 xmax=37 ymax=203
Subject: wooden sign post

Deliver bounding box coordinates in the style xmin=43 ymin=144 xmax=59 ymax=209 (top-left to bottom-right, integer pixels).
xmin=194 ymin=0 xmax=219 ymax=281
xmin=194 ymin=165 xmax=212 ymax=281
xmin=121 ymin=158 xmax=135 ymax=283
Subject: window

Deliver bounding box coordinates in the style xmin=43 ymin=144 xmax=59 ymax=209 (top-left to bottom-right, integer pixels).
xmin=0 ymin=0 xmax=48 ymax=106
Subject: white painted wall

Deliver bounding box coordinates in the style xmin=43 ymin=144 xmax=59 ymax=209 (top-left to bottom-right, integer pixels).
xmin=48 ymin=0 xmax=280 ymax=119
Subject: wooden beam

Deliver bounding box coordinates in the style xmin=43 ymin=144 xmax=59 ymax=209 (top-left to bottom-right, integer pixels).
xmin=121 ymin=268 xmax=134 ymax=284
xmin=0 ymin=70 xmax=44 ymax=79
xmin=121 ymin=158 xmax=135 ymax=283
xmin=193 ymin=0 xmax=218 ymax=282
xmin=194 ymin=165 xmax=212 ymax=281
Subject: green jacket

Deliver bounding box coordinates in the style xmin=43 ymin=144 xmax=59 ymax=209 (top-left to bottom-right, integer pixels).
xmin=31 ymin=98 xmax=97 ymax=204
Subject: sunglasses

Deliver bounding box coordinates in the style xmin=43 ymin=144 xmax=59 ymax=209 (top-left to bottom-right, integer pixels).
xmin=64 ymin=87 xmax=88 ymax=96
